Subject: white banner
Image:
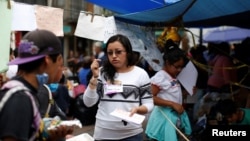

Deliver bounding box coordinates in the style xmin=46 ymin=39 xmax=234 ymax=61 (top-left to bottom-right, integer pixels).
xmin=11 ymin=2 xmax=37 ymax=31
xmin=35 ymin=5 xmax=64 ymax=36
xmin=103 ymin=16 xmax=117 ymax=43
xmin=75 ymin=13 xmax=106 ymax=41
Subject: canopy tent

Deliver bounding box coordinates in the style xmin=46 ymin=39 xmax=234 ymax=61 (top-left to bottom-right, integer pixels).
xmin=86 ymin=0 xmax=180 ymax=14
xmin=115 ymin=0 xmax=195 ymax=26
xmin=87 ymin=0 xmax=250 ymax=28
xmin=182 ymin=0 xmax=250 ymax=28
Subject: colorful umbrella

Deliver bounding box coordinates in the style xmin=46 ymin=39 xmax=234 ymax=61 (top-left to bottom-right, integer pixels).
xmin=203 ymin=27 xmax=250 ymax=43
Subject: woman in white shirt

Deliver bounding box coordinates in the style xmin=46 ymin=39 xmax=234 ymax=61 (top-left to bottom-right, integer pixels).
xmin=83 ymin=34 xmax=154 ymax=141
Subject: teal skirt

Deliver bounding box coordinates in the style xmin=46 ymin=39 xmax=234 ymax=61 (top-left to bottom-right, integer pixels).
xmin=145 ymin=106 xmax=192 ymax=141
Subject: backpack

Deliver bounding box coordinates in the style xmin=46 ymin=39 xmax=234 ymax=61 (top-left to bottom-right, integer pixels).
xmin=38 ymin=84 xmax=67 ymax=120
xmin=0 ymin=80 xmax=42 ymax=141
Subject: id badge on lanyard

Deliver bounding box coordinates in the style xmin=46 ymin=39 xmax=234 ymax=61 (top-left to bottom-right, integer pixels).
xmin=104 ymin=80 xmax=123 ymax=95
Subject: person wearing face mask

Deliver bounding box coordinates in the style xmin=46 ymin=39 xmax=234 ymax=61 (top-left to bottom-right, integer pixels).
xmin=0 ymin=29 xmax=73 ymax=141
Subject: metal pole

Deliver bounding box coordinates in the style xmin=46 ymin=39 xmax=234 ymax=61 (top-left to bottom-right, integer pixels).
xmin=199 ymin=27 xmax=203 ymax=45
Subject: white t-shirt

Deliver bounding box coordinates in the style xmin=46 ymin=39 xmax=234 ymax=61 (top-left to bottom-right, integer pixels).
xmin=84 ymin=66 xmax=153 ymax=140
xmin=151 ymin=70 xmax=183 ymax=104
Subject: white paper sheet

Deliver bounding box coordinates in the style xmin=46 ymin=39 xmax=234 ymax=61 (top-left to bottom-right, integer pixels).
xmin=74 ymin=12 xmax=106 ymax=41
xmin=177 ymin=61 xmax=198 ymax=95
xmin=11 ymin=2 xmax=37 ymax=31
xmin=110 ymin=108 xmax=145 ymax=124
xmin=103 ymin=16 xmax=117 ymax=43
xmin=35 ymin=5 xmax=64 ymax=36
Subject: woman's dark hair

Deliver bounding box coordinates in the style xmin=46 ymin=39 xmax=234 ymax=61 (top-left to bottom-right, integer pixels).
xmin=163 ymin=42 xmax=188 ymax=65
xmin=101 ymin=34 xmax=135 ymax=83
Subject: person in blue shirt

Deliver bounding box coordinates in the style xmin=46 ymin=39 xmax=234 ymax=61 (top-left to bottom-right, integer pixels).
xmin=78 ymin=56 xmax=92 ymax=86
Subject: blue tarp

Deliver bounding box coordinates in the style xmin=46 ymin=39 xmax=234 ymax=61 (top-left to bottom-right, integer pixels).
xmin=115 ymin=0 xmax=195 ymax=26
xmin=87 ymin=0 xmax=179 ymax=14
xmin=87 ymin=0 xmax=250 ymax=28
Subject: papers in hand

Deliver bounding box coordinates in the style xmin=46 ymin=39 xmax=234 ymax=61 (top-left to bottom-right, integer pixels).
xmin=110 ymin=109 xmax=145 ymax=124
xmin=59 ymin=120 xmax=82 ymax=128
xmin=177 ymin=61 xmax=197 ymax=96
xmin=46 ymin=118 xmax=82 ymax=130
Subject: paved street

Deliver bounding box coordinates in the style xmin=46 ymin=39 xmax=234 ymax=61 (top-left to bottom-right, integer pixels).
xmin=72 ymin=121 xmax=149 ymax=140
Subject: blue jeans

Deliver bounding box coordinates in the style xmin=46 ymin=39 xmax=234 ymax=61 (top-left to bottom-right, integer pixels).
xmin=95 ymin=133 xmax=143 ymax=141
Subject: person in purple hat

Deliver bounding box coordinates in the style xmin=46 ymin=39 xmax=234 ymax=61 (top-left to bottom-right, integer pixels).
xmin=0 ymin=29 xmax=73 ymax=141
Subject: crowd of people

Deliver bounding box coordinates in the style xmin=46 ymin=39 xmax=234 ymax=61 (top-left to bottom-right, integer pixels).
xmin=0 ymin=28 xmax=250 ymax=141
